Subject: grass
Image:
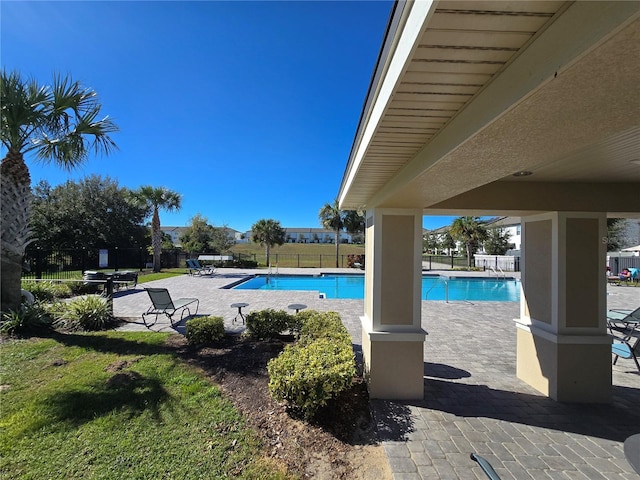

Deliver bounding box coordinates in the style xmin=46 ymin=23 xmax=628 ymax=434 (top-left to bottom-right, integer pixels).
xmin=0 ymin=331 xmax=288 ymax=479
xmin=230 ymin=242 xmax=365 ymax=267
xmin=230 ymin=242 xmax=364 ymax=256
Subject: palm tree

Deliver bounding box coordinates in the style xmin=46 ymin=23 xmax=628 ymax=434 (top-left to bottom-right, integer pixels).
xmin=343 ymin=209 xmax=366 ymax=243
xmin=449 ymin=216 xmax=488 ymax=269
xmin=1 ymin=71 xmax=118 ymax=312
xmin=133 ymin=186 xmax=181 ymax=273
xmin=251 ymin=219 xmax=285 ymax=267
xmin=319 ymin=200 xmax=346 ymax=268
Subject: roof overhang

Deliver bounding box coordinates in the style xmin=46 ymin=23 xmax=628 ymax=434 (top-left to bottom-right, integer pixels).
xmin=339 ymin=1 xmax=640 ymax=218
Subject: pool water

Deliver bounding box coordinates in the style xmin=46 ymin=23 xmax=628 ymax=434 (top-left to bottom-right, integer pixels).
xmin=233 ymin=274 xmax=520 ymax=302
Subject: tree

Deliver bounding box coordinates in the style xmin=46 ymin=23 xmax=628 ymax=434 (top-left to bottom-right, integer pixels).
xmin=210 ymin=225 xmax=236 ymax=254
xmin=343 ymin=209 xmax=366 ymax=244
xmin=132 ymin=186 xmax=181 ymax=272
xmin=251 ymin=219 xmax=285 ymax=267
xmin=440 ymin=232 xmax=456 ymax=255
xmin=180 ymin=214 xmax=214 ymax=256
xmin=180 ymin=215 xmax=235 ymax=256
xmin=1 ymin=71 xmax=118 ymax=312
xmin=483 ymin=228 xmax=511 ymax=255
xmin=319 ymin=200 xmax=346 ymax=268
xmin=607 ymin=218 xmax=627 ymax=251
xmin=449 ymin=216 xmax=488 ymax=269
xmin=30 ymin=176 xmax=147 ymax=250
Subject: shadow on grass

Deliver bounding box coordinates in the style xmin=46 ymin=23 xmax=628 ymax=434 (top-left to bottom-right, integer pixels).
xmin=42 ymin=330 xmax=176 ymax=356
xmin=42 ymin=371 xmax=170 ymax=428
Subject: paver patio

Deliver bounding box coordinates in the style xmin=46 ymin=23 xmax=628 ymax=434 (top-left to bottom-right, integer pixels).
xmin=113 ymin=268 xmax=640 ymax=479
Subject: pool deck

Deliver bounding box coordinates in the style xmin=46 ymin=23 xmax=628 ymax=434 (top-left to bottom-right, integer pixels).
xmin=113 ymin=268 xmax=640 ymax=479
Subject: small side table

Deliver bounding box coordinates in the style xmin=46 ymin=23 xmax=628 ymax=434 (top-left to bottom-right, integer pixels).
xmin=624 ymin=433 xmax=640 ymax=474
xmin=288 ymin=303 xmax=307 ymax=314
xmin=231 ymin=302 xmax=249 ymax=324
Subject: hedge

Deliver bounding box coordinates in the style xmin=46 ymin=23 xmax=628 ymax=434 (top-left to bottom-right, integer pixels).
xmin=186 ymin=316 xmax=225 ymax=344
xmin=266 ymin=310 xmax=355 ymax=418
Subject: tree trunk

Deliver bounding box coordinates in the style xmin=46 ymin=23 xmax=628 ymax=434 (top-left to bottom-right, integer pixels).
xmin=151 ymin=208 xmax=162 ymax=272
xmin=466 ymin=242 xmax=472 ymax=269
xmin=266 ymin=244 xmax=270 ymax=267
xmin=1 ymin=150 xmax=32 ymax=312
xmin=334 ymin=229 xmax=340 ymax=268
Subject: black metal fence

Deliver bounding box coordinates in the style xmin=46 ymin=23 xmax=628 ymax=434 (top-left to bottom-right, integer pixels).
xmin=21 ymin=248 xmax=364 ymax=279
xmin=22 ymin=248 xmax=185 ymax=280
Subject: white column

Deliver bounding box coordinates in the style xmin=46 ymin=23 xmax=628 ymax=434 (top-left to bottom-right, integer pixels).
xmin=361 ymin=208 xmax=427 ymax=399
xmin=515 ymin=212 xmax=612 ymax=402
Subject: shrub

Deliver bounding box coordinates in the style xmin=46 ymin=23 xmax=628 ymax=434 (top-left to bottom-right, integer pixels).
xmin=298 ymin=311 xmax=351 ymax=345
xmin=267 ymin=338 xmax=356 ymax=419
xmin=53 ymin=295 xmax=114 ymax=331
xmin=21 ymin=280 xmax=73 ymax=302
xmin=245 ymin=309 xmax=293 ymax=340
xmin=0 ymin=302 xmax=54 ymax=336
xmin=267 ymin=311 xmax=356 ymax=418
xmin=186 ymin=316 xmax=225 ymax=344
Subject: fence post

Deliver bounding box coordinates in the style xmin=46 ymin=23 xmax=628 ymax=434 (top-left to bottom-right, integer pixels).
xmin=35 ymin=247 xmax=43 ymax=279
xmin=320 ymin=255 xmax=322 ymax=268
xmin=451 ymin=255 xmax=454 ymax=269
xmin=297 ymin=254 xmax=300 ymax=268
xmin=105 ymin=277 xmax=114 ymax=315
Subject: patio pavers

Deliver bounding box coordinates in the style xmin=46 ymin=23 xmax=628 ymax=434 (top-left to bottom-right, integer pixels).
xmin=113 ymin=269 xmax=640 ymax=479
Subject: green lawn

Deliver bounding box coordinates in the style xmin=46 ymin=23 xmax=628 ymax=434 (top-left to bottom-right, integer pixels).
xmin=0 ymin=332 xmax=287 ymax=479
xmin=230 ymin=242 xmax=365 ymax=268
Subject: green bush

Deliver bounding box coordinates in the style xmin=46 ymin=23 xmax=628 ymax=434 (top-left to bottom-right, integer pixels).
xmin=186 ymin=316 xmax=225 ymax=344
xmin=0 ymin=302 xmax=54 ymax=336
xmin=21 ymin=280 xmax=73 ymax=302
xmin=267 ymin=338 xmax=356 ymax=419
xmin=245 ymin=309 xmax=293 ymax=340
xmin=53 ymin=295 xmax=114 ymax=331
xmin=298 ymin=311 xmax=351 ymax=345
xmin=266 ymin=311 xmax=356 ymax=418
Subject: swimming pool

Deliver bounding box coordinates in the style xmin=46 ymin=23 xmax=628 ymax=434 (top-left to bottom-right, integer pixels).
xmin=233 ymin=274 xmax=520 ymax=302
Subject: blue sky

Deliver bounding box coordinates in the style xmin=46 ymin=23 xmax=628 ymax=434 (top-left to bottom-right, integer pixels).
xmin=2 ymin=1 xmax=457 ymax=232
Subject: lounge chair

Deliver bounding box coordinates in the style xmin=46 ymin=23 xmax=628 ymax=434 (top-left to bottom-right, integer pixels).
xmin=607 ymin=307 xmax=640 ymax=331
xmin=193 ymin=258 xmax=216 ymax=275
xmin=186 ymin=258 xmax=216 ymax=276
xmin=142 ymin=287 xmax=199 ymax=327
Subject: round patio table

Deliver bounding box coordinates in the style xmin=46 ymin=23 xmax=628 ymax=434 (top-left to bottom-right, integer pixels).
xmin=288 ymin=303 xmax=307 ymax=314
xmin=624 ymin=433 xmax=640 ymax=474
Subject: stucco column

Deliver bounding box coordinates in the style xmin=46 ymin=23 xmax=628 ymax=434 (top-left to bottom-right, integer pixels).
xmin=361 ymin=208 xmax=427 ymax=399
xmin=516 ymin=212 xmax=612 ymax=403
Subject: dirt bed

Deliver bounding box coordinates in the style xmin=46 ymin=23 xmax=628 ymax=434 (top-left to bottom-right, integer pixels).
xmin=165 ymin=335 xmax=391 ymax=479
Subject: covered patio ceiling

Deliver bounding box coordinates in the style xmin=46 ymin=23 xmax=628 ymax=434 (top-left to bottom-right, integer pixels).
xmin=339 ymin=1 xmax=640 ymax=218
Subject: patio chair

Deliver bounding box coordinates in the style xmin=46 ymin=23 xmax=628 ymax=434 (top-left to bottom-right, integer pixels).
xmin=142 ymin=287 xmax=199 ymax=327
xmin=470 ymin=453 xmax=501 ymax=480
xmin=607 ymin=307 xmax=640 ymax=332
xmin=186 ymin=258 xmax=216 ymax=276
xmin=192 ymin=258 xmax=216 ymax=275
xmin=611 ymin=335 xmax=640 ymax=372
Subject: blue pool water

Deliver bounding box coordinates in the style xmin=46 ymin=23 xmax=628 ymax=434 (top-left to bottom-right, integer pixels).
xmin=233 ymin=274 xmax=520 ymax=302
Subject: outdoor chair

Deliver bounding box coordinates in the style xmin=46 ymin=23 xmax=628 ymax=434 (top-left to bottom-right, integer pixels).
xmin=111 ymin=270 xmax=138 ymax=291
xmin=142 ymin=287 xmax=199 ymax=327
xmin=470 ymin=453 xmax=501 ymax=480
xmin=186 ymin=258 xmax=216 ymax=276
xmin=607 ymin=309 xmax=640 ymax=372
xmin=607 ymin=307 xmax=640 ymax=332
xmin=192 ymin=258 xmax=216 ymax=275
xmin=611 ymin=335 xmax=640 ymax=372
